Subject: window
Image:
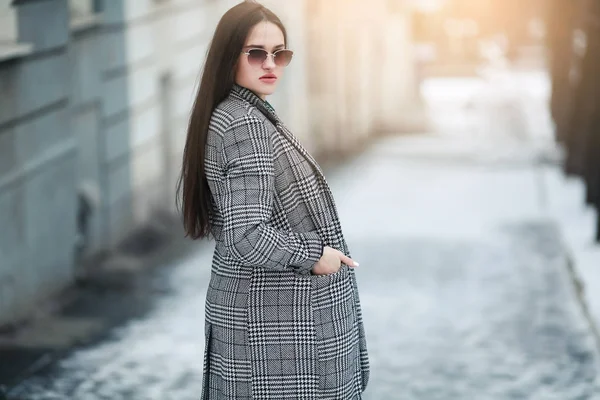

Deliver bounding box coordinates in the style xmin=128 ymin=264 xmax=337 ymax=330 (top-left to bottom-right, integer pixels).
xmin=69 ymin=0 xmax=94 ymax=18
xmin=0 ymin=0 xmax=17 ymax=42
xmin=69 ymin=0 xmax=102 ymax=33
xmin=0 ymin=0 xmax=34 ymax=61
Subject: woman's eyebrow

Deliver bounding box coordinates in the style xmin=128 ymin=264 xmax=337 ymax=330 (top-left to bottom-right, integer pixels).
xmin=245 ymin=44 xmax=285 ymax=50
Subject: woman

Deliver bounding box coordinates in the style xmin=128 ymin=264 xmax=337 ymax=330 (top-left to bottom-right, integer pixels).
xmin=177 ymin=2 xmax=369 ymax=398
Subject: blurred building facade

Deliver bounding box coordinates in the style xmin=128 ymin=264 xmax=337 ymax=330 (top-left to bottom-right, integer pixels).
xmin=546 ymin=0 xmax=600 ymax=241
xmin=410 ymin=0 xmax=547 ymax=70
xmin=0 ymin=0 xmax=420 ymax=326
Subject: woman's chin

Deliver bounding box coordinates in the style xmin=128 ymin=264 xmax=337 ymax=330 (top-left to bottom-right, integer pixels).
xmin=257 ymin=83 xmax=278 ymax=96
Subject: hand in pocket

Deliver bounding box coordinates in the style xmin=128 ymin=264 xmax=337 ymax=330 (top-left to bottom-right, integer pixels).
xmin=312 ymin=246 xmax=359 ymax=275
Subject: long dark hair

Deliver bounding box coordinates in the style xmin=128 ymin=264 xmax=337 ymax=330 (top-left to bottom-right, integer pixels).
xmin=176 ymin=1 xmax=288 ymax=239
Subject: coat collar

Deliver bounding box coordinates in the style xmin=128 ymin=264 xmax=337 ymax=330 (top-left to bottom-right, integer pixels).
xmin=230 ymin=84 xmax=279 ymax=125
xmin=229 ymin=84 xmax=327 ymax=182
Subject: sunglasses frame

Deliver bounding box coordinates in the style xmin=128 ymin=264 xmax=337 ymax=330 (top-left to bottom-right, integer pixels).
xmin=242 ymin=48 xmax=294 ymax=67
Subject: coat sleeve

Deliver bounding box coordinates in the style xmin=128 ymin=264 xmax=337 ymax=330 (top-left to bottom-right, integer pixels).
xmin=213 ymin=114 xmax=324 ymax=272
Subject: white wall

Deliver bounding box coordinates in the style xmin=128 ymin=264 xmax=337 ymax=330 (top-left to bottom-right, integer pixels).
xmin=120 ymin=1 xmax=221 ymax=221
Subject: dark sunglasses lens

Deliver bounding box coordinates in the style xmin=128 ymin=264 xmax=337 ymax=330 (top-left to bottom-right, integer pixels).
xmin=247 ymin=49 xmax=267 ymax=65
xmin=275 ymin=50 xmax=293 ymax=66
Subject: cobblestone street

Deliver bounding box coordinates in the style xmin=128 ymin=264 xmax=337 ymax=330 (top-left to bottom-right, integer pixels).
xmin=7 ymin=72 xmax=600 ymax=399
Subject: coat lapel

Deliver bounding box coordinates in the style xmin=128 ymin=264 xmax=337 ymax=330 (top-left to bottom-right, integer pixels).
xmin=230 ymin=84 xmax=327 ymax=180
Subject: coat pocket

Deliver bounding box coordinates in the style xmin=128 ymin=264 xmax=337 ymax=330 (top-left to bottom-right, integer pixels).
xmin=310 ymin=264 xmax=347 ymax=278
xmin=311 ymin=266 xmax=361 ymax=395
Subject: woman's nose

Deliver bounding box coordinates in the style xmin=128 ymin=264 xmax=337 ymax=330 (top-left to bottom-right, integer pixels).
xmin=263 ymin=54 xmax=276 ymax=69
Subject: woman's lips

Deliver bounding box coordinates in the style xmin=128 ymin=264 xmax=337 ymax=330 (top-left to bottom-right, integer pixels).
xmin=260 ymin=75 xmax=277 ymax=84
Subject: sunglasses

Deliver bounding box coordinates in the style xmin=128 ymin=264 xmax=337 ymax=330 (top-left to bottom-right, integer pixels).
xmin=242 ymin=48 xmax=294 ymax=67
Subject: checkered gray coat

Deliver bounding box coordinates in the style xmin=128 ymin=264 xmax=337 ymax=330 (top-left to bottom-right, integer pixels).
xmin=201 ymin=84 xmax=369 ymax=399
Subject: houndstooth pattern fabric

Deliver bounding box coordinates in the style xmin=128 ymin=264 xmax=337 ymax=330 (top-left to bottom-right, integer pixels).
xmin=201 ymin=84 xmax=370 ymax=399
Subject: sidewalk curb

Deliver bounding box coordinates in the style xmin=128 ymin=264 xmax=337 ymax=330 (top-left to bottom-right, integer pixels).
xmin=536 ymin=161 xmax=600 ymax=367
xmin=563 ymin=247 xmax=600 ymax=353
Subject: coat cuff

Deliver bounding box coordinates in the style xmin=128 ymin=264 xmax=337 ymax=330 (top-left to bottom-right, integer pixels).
xmin=290 ymin=232 xmax=324 ymax=274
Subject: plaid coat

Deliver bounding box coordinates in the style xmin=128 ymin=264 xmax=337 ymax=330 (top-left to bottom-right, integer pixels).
xmin=202 ymin=84 xmax=369 ymax=399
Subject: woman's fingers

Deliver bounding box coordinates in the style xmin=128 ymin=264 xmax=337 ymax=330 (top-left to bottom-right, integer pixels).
xmin=326 ymin=247 xmax=360 ymax=268
xmin=339 ymin=254 xmax=359 ymax=268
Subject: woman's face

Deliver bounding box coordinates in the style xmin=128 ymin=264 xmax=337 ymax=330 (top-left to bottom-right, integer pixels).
xmin=235 ymin=21 xmax=286 ymax=100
